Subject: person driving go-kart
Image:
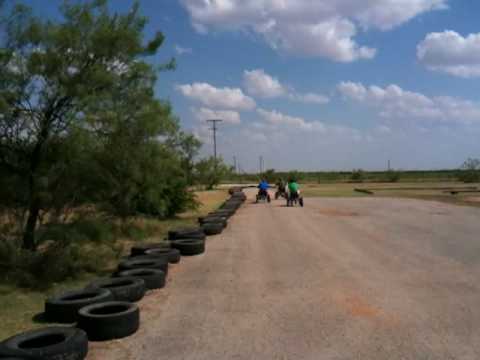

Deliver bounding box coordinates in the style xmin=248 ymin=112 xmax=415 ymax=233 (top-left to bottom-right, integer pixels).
xmin=275 ymin=178 xmax=287 ymax=199
xmin=286 ymin=178 xmax=303 ymax=207
xmin=257 ymin=178 xmax=271 ymax=203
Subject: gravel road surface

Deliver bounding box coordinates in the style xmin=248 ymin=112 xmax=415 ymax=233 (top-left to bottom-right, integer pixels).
xmin=89 ymin=192 xmax=480 ymax=360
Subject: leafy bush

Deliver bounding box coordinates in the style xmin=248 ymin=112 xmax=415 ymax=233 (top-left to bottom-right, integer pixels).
xmin=195 ymin=157 xmax=233 ymax=190
xmin=385 ymin=170 xmax=401 ymax=183
xmin=458 ymin=158 xmax=480 ymax=183
xmin=350 ymin=169 xmax=365 ymax=183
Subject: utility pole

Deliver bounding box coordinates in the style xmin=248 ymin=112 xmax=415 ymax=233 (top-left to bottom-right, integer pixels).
xmin=233 ymin=156 xmax=237 ymax=174
xmin=388 ymin=159 xmax=391 ymax=171
xmin=259 ymin=156 xmax=264 ymax=174
xmin=206 ymin=119 xmax=222 ymax=162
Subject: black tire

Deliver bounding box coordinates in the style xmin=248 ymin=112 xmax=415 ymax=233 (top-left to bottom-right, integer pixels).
xmin=203 ymin=219 xmax=227 ymax=229
xmin=171 ymin=239 xmax=205 ymax=256
xmin=129 ymin=251 xmax=171 ymax=263
xmin=130 ymin=242 xmax=170 ymax=257
xmin=45 ymin=289 xmax=113 ymax=324
xmin=199 ymin=217 xmax=227 ymax=228
xmin=223 ymin=201 xmax=241 ymax=208
xmin=144 ymin=248 xmax=181 ymax=264
xmin=115 ymin=268 xmax=165 ymax=290
xmin=1 ymin=327 xmax=88 ymax=360
xmin=201 ymin=222 xmax=223 ymax=235
xmin=85 ymin=277 xmax=145 ymax=303
xmin=222 ymin=202 xmax=240 ymax=209
xmin=299 ymin=197 xmax=304 ymax=207
xmin=118 ymin=258 xmax=168 ymax=275
xmin=211 ymin=209 xmax=235 ymax=218
xmin=77 ymin=302 xmax=139 ymax=342
xmin=168 ymin=227 xmax=205 ymax=241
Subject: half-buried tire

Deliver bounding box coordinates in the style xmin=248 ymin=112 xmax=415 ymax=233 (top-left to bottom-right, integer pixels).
xmin=85 ymin=277 xmax=146 ymax=303
xmin=1 ymin=327 xmax=88 ymax=360
xmin=212 ymin=209 xmax=235 ymax=218
xmin=130 ymin=242 xmax=170 ymax=257
xmin=201 ymin=222 xmax=223 ymax=235
xmin=172 ymin=239 xmax=205 ymax=256
xmin=77 ymin=302 xmax=139 ymax=341
xmin=168 ymin=227 xmax=205 ymax=241
xmin=115 ymin=268 xmax=166 ymax=290
xmin=144 ymin=248 xmax=181 ymax=264
xmin=45 ymin=289 xmax=113 ymax=323
xmin=198 ymin=216 xmax=227 ymax=228
xmin=118 ymin=258 xmax=168 ymax=275
xmin=128 ymin=252 xmax=171 ymax=263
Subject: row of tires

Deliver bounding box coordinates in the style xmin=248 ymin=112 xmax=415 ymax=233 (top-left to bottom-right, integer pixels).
xmin=0 ymin=189 xmax=246 ymax=360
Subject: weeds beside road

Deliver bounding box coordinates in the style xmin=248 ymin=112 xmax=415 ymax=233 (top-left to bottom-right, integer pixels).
xmin=302 ymin=182 xmax=480 ymax=208
xmin=0 ymin=190 xmax=228 ymax=340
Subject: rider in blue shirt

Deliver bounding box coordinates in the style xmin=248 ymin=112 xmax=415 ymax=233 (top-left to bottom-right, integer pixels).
xmin=258 ymin=179 xmax=269 ymax=197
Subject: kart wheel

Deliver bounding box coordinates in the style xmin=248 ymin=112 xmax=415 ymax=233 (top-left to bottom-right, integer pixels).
xmin=299 ymin=198 xmax=304 ymax=207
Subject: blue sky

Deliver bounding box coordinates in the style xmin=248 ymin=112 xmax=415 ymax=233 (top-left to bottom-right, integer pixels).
xmin=17 ymin=0 xmax=480 ymax=171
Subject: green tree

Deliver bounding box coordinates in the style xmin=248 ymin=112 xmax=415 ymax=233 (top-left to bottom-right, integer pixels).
xmin=350 ymin=169 xmax=365 ymax=183
xmin=177 ymin=132 xmax=202 ymax=186
xmin=195 ymin=157 xmax=233 ymax=190
xmin=458 ymin=158 xmax=480 ymax=183
xmin=0 ymin=0 xmax=176 ymax=250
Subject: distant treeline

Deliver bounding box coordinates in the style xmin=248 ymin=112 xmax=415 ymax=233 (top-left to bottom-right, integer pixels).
xmin=226 ymin=169 xmax=469 ymax=184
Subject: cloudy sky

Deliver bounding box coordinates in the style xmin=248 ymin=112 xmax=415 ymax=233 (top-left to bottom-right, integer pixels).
xmin=22 ymin=0 xmax=480 ymax=171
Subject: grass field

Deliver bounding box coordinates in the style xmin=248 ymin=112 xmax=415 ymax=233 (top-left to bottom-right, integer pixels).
xmin=0 ymin=189 xmax=228 ymax=340
xmin=302 ymin=182 xmax=480 ymax=207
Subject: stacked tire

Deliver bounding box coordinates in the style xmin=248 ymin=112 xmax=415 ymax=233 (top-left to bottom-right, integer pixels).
xmin=1 ymin=189 xmax=248 ymax=351
xmin=197 ymin=188 xmax=246 ymax=238
xmin=168 ymin=227 xmax=206 ymax=256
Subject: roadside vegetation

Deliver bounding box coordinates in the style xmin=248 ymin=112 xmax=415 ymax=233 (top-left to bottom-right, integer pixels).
xmin=0 ymin=189 xmax=228 ymax=340
xmin=0 ymin=0 xmax=231 ymax=295
xmin=229 ymin=160 xmax=480 ymax=185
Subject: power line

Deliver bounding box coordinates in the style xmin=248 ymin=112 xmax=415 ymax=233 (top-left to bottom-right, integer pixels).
xmin=206 ymin=119 xmax=222 ymax=161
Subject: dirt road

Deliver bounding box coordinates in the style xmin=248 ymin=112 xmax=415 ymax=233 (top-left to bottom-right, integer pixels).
xmin=89 ymin=192 xmax=480 ymax=360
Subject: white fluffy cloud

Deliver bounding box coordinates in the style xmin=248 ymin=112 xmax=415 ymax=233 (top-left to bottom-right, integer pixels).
xmin=175 ymin=45 xmax=193 ymax=55
xmin=180 ymin=0 xmax=446 ymax=62
xmin=417 ymin=31 xmax=480 ymax=78
xmin=194 ymin=107 xmax=241 ymax=124
xmin=176 ymin=82 xmax=256 ymax=110
xmin=257 ymin=108 xmax=327 ymax=132
xmin=289 ymin=92 xmax=330 ymax=105
xmin=243 ymin=69 xmax=287 ymax=98
xmin=243 ymin=69 xmax=329 ymax=104
xmin=337 ymin=81 xmax=480 ymax=123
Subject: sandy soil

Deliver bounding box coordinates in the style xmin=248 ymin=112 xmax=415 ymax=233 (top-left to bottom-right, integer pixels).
xmin=88 ymin=190 xmax=480 ymax=360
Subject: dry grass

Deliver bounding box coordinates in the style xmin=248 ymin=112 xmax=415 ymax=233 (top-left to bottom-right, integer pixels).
xmin=304 ymin=182 xmax=480 ymax=208
xmin=0 ymin=189 xmax=229 ymax=340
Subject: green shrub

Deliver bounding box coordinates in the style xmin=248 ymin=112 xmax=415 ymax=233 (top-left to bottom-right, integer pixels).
xmin=0 ymin=240 xmax=78 ymax=290
xmin=385 ymin=170 xmax=401 ymax=183
xmin=350 ymin=169 xmax=365 ymax=183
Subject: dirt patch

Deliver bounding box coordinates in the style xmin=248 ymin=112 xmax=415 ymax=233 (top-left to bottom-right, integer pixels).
xmin=466 ymin=197 xmax=480 ymax=203
xmin=318 ymin=208 xmax=360 ymax=217
xmin=344 ymin=296 xmax=380 ymax=318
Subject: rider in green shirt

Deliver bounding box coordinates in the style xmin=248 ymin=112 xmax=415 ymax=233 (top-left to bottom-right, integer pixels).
xmin=288 ymin=180 xmax=299 ymax=194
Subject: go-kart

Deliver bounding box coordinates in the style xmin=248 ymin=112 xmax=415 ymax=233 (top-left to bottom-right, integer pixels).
xmin=256 ymin=189 xmax=271 ymax=203
xmin=286 ymin=191 xmax=304 ymax=207
xmin=275 ymin=187 xmax=287 ymax=200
